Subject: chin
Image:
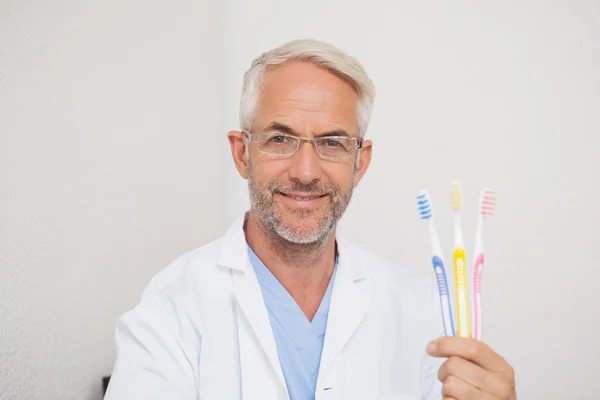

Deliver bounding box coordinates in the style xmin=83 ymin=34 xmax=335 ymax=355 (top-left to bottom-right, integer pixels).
xmin=274 ymin=224 xmax=329 ymax=245
xmin=272 ymin=206 xmax=333 ymax=244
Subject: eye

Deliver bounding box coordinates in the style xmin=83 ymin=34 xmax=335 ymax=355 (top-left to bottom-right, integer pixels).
xmin=323 ymin=138 xmax=344 ymax=147
xmin=269 ymin=135 xmax=290 ymax=144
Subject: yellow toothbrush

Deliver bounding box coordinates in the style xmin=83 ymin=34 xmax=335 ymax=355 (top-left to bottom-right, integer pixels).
xmin=452 ymin=182 xmax=471 ymax=338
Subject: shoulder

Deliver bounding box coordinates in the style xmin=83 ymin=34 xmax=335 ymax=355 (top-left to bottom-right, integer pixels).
xmin=122 ymin=236 xmax=230 ymax=325
xmin=344 ymin=239 xmax=435 ymax=296
xmin=114 ymin=236 xmax=232 ymax=349
xmin=342 ymin=239 xmax=445 ymax=341
xmin=343 ymin=239 xmax=441 ymax=323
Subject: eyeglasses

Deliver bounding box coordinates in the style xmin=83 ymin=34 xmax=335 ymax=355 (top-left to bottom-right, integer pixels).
xmin=243 ymin=131 xmax=363 ymax=159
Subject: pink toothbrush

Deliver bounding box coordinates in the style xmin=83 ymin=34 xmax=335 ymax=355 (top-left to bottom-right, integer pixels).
xmin=472 ymin=188 xmax=496 ymax=342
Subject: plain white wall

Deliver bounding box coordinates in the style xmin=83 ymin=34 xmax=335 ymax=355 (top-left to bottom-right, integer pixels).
xmin=222 ymin=1 xmax=600 ymax=398
xmin=0 ymin=0 xmax=224 ymax=399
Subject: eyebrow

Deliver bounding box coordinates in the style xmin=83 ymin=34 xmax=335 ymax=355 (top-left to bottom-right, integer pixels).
xmin=263 ymin=122 xmax=351 ymax=138
xmin=264 ymin=122 xmax=296 ymax=135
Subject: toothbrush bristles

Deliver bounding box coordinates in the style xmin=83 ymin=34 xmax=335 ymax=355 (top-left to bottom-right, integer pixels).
xmin=417 ymin=191 xmax=432 ymax=220
xmin=480 ymin=189 xmax=497 ymax=217
xmin=451 ymin=181 xmax=463 ymax=211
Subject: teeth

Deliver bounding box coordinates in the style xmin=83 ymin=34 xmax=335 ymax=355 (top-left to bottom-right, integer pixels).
xmin=281 ymin=193 xmax=322 ymax=201
xmin=290 ymin=195 xmax=319 ymax=201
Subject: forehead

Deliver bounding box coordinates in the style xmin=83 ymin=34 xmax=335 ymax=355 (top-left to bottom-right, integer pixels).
xmin=253 ymin=61 xmax=359 ymax=136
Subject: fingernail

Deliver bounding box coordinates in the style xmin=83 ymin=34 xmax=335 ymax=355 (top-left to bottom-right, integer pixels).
xmin=426 ymin=341 xmax=437 ymax=355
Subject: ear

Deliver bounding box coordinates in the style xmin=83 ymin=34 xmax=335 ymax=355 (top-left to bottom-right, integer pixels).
xmin=227 ymin=130 xmax=249 ymax=179
xmin=353 ymin=139 xmax=372 ymax=187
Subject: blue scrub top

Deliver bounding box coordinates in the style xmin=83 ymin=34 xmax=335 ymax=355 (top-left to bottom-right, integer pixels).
xmin=248 ymin=246 xmax=337 ymax=400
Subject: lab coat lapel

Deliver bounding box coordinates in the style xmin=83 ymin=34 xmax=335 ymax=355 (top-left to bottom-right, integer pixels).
xmin=318 ymin=237 xmax=368 ymax=385
xmin=233 ymin=268 xmax=289 ymax=396
xmin=218 ymin=216 xmax=288 ymax=398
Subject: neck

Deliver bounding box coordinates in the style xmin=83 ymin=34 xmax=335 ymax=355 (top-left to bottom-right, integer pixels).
xmin=244 ymin=212 xmax=337 ymax=316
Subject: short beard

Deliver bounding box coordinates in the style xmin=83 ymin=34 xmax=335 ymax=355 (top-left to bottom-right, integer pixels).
xmin=247 ymin=161 xmax=356 ymax=249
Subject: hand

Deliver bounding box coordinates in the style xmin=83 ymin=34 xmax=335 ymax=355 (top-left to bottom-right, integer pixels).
xmin=426 ymin=336 xmax=516 ymax=400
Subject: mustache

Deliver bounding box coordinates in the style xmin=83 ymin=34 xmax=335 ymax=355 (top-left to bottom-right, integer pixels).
xmin=268 ymin=181 xmax=339 ymax=196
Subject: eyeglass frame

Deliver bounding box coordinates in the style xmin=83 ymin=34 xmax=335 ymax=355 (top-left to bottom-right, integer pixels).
xmin=241 ymin=129 xmax=364 ymax=160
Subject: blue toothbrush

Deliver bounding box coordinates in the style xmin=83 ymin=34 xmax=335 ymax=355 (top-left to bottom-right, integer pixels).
xmin=418 ymin=191 xmax=456 ymax=336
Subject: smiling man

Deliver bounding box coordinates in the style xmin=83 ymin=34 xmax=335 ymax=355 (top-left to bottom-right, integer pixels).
xmin=105 ymin=39 xmax=516 ymax=400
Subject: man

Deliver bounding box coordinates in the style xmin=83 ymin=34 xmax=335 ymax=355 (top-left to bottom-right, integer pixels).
xmin=105 ymin=39 xmax=516 ymax=400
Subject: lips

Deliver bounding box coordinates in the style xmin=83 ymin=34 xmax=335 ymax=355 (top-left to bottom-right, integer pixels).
xmin=280 ymin=193 xmax=327 ymax=201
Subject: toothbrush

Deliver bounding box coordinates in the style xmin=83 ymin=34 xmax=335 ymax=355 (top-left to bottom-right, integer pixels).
xmin=451 ymin=181 xmax=470 ymax=338
xmin=418 ymin=191 xmax=456 ymax=336
xmin=472 ymin=188 xmax=497 ymax=341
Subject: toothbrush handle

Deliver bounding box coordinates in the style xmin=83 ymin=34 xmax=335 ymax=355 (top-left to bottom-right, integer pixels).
xmin=454 ymin=248 xmax=471 ymax=338
xmin=473 ymin=253 xmax=485 ymax=341
xmin=432 ymin=256 xmax=456 ymax=336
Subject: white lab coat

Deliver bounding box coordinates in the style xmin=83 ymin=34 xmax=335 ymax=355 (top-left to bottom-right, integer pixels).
xmin=105 ymin=215 xmax=445 ymax=400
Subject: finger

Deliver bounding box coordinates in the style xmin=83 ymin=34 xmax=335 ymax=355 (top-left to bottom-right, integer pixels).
xmin=441 ymin=374 xmax=483 ymax=400
xmin=438 ymin=356 xmax=489 ymax=391
xmin=428 ymin=336 xmax=507 ymax=372
xmin=438 ymin=355 xmax=512 ymax=396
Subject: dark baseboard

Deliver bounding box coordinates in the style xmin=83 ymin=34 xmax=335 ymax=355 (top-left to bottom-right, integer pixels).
xmin=102 ymin=376 xmax=111 ymax=396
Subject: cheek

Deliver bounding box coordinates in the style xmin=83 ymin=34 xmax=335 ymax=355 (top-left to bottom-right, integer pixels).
xmin=323 ymin=162 xmax=356 ymax=190
xmin=250 ymin=156 xmax=288 ymax=182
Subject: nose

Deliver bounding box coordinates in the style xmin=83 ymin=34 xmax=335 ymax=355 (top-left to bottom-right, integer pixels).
xmin=288 ymin=141 xmax=323 ymax=185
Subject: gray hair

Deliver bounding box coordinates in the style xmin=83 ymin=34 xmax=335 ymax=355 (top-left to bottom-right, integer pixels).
xmin=239 ymin=39 xmax=376 ymax=138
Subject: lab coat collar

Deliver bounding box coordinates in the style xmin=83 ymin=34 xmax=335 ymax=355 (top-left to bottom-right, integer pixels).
xmin=221 ymin=213 xmax=288 ymax=397
xmin=216 ymin=213 xmax=249 ymax=272
xmin=317 ymin=228 xmax=369 ymax=387
xmin=217 ymin=212 xmax=367 ymax=282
